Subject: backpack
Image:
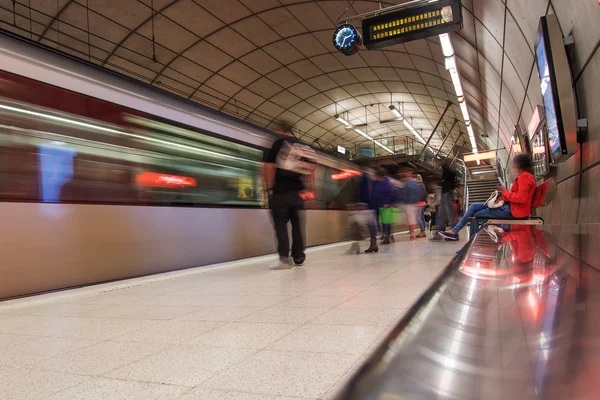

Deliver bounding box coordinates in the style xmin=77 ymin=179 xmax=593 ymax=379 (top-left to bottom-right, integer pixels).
xmin=276 ymin=141 xmax=318 ymax=175
xmin=531 ymin=179 xmax=551 ymax=208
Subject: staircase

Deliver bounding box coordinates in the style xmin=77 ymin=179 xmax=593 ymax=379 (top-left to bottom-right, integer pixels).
xmin=467 ymin=178 xmax=500 ymax=208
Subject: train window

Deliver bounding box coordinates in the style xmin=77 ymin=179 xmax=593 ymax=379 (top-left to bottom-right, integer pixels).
xmin=0 ymin=70 xmax=263 ymax=207
xmin=0 ymin=69 xmax=350 ymax=210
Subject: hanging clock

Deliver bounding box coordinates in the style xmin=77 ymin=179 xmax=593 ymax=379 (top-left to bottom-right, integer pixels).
xmin=333 ymin=24 xmax=362 ymax=56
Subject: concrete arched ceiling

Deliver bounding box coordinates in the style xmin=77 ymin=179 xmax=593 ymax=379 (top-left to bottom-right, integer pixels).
xmin=0 ymin=0 xmax=558 ymax=160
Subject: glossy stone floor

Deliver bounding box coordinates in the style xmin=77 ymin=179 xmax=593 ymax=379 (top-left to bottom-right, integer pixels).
xmin=0 ymin=234 xmax=462 ymax=400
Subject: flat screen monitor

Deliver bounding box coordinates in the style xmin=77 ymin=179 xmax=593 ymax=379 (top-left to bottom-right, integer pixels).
xmin=534 ymin=14 xmax=577 ymax=163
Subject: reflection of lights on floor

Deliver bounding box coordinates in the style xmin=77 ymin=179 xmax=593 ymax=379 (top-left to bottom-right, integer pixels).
xmin=529 ymin=290 xmax=540 ymax=320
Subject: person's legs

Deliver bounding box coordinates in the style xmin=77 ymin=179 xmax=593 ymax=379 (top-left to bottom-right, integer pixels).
xmin=435 ymin=202 xmax=447 ymax=231
xmin=448 ymin=202 xmax=487 ymax=234
xmin=443 ymin=193 xmax=458 ymax=226
xmin=470 ymin=204 xmax=512 ymax=238
xmin=367 ymin=210 xmax=377 ymax=240
xmin=271 ymin=193 xmax=290 ymax=258
xmin=289 ymin=193 xmax=306 ymax=264
xmin=365 ymin=210 xmax=379 ymax=253
xmin=418 ymin=207 xmax=426 ymax=233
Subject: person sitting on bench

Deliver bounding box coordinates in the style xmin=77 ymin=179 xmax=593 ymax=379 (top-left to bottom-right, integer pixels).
xmin=439 ymin=154 xmax=536 ymax=240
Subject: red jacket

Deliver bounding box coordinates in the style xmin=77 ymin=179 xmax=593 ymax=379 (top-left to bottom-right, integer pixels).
xmin=501 ymin=171 xmax=536 ymax=218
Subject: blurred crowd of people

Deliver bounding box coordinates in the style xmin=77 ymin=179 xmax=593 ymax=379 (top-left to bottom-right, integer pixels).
xmin=346 ymin=159 xmax=465 ymax=253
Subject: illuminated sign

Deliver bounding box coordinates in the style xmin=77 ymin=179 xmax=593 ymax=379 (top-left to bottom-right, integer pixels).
xmin=463 ymin=150 xmax=496 ymax=163
xmin=337 ymin=145 xmax=346 ymax=154
xmin=136 ymin=172 xmax=196 ymax=188
xmin=362 ymin=0 xmax=462 ymax=50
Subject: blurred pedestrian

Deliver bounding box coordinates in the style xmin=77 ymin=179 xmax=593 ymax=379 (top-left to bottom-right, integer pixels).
xmin=397 ymin=169 xmax=426 ymax=240
xmin=427 ymin=181 xmax=441 ymax=231
xmin=414 ymin=174 xmax=428 ymax=238
xmin=263 ymin=134 xmax=316 ymax=269
xmin=372 ymin=169 xmax=397 ymax=244
xmin=360 ymin=171 xmax=379 ymax=253
xmin=434 ymin=158 xmax=458 ymax=232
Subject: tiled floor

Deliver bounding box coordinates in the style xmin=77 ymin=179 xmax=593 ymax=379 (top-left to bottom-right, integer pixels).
xmin=0 ymin=235 xmax=462 ymax=400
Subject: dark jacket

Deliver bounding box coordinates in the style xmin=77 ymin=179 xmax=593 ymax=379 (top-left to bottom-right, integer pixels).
xmin=441 ymin=163 xmax=456 ymax=194
xmin=372 ymin=177 xmax=397 ymax=207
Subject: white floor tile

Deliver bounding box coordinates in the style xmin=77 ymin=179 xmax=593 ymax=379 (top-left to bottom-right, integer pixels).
xmin=0 ymin=336 xmax=99 ymax=367
xmin=201 ymin=350 xmax=359 ymax=398
xmin=176 ymin=388 xmax=301 ymax=400
xmin=0 ymin=366 xmax=90 ymax=400
xmin=80 ymin=304 xmax=203 ymax=320
xmin=274 ymin=295 xmax=353 ymax=309
xmin=240 ymin=307 xmax=329 ymax=324
xmin=269 ymin=324 xmax=386 ymax=354
xmin=104 ymin=345 xmax=257 ymax=386
xmin=178 ymin=306 xmax=265 ymax=322
xmin=55 ymin=318 xmax=158 ymax=340
xmin=34 ymin=340 xmax=167 ymax=375
xmin=185 ymin=322 xmax=299 ymax=349
xmin=308 ymin=307 xmax=404 ymax=327
xmin=45 ymin=377 xmax=191 ymax=400
xmin=111 ymin=320 xmax=223 ymax=344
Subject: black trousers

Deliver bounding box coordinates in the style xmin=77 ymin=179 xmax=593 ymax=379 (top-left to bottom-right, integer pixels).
xmin=270 ymin=192 xmax=305 ymax=261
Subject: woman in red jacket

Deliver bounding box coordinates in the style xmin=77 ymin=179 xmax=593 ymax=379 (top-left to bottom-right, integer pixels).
xmin=440 ymin=154 xmax=536 ymax=240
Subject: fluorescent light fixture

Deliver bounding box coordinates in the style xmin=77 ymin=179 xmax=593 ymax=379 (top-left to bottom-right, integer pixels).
xmin=459 ymin=101 xmax=470 ymax=123
xmin=464 ymin=150 xmax=496 ymax=163
xmin=353 ymin=128 xmax=393 ymax=154
xmin=445 ymin=55 xmax=456 ymax=70
xmin=449 ymin=67 xmax=463 ymax=98
xmin=402 ymin=119 xmax=425 ymax=144
xmin=439 ymin=33 xmax=454 ymax=57
xmin=440 ymin=33 xmax=479 ymax=156
xmin=389 ymin=105 xmax=403 ymax=120
xmin=335 ymin=114 xmax=351 ymax=127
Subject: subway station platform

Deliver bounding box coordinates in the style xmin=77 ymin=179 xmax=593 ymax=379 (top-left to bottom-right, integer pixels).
xmin=0 ymin=234 xmax=461 ymax=400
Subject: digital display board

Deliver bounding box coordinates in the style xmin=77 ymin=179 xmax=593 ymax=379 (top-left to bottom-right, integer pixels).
xmin=362 ymin=0 xmax=462 ymax=50
xmin=534 ymin=14 xmax=577 ymax=163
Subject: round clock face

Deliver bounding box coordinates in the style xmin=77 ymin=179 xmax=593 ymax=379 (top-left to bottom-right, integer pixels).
xmin=333 ymin=24 xmax=361 ymax=55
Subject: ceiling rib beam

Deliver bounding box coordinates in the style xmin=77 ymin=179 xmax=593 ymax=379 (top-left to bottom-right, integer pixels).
xmin=419 ymin=101 xmax=451 ymax=157
xmin=434 ymin=119 xmax=459 ymax=159
xmin=450 ymin=140 xmax=468 ymax=167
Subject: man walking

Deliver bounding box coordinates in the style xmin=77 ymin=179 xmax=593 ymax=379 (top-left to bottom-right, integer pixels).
xmin=435 ymin=158 xmax=458 ymax=235
xmin=263 ymin=134 xmax=316 ymax=270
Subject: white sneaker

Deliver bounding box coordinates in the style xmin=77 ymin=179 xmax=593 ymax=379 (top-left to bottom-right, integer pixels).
xmin=269 ymin=257 xmax=293 ymax=270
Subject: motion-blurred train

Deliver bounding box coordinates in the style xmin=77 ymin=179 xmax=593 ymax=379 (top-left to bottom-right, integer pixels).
xmin=0 ymin=32 xmax=376 ymax=299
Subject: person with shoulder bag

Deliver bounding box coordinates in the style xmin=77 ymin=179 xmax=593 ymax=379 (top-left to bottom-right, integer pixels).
xmin=439 ymin=154 xmax=537 ymax=240
xmin=263 ymin=134 xmax=317 ymax=269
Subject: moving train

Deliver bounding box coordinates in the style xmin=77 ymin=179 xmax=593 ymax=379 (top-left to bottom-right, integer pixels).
xmin=0 ymin=32 xmax=366 ymax=299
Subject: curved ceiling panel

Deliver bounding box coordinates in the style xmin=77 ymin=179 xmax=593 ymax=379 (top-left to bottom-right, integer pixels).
xmin=0 ymin=0 xmax=555 ymax=160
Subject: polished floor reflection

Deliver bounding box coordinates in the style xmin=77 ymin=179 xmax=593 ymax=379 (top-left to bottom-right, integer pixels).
xmin=0 ymin=235 xmax=461 ymax=400
xmin=336 ymin=224 xmax=600 ymax=400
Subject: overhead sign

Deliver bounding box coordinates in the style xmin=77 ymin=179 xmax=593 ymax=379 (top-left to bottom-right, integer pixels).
xmin=362 ymin=0 xmax=463 ymax=50
xmin=337 ymin=145 xmax=346 ymax=154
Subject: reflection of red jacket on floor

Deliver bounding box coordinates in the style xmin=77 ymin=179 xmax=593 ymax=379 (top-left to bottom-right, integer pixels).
xmin=501 ymin=171 xmax=536 ymax=218
xmin=502 ymin=225 xmax=536 ymax=263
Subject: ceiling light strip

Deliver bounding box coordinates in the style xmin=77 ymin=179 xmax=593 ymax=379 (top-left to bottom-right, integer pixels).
xmin=439 ymin=33 xmax=479 ymax=158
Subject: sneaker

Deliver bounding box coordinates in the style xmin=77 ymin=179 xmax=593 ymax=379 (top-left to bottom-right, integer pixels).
xmin=438 ymin=231 xmax=459 ymax=241
xmin=293 ymin=258 xmax=305 ymax=267
xmin=269 ymin=257 xmax=293 ymax=270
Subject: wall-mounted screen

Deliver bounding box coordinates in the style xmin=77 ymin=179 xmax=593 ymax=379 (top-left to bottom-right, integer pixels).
xmin=534 ymin=14 xmax=577 ymax=163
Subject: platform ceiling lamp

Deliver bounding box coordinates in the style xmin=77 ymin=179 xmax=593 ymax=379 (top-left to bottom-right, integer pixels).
xmin=439 ymin=32 xmax=479 ymax=164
